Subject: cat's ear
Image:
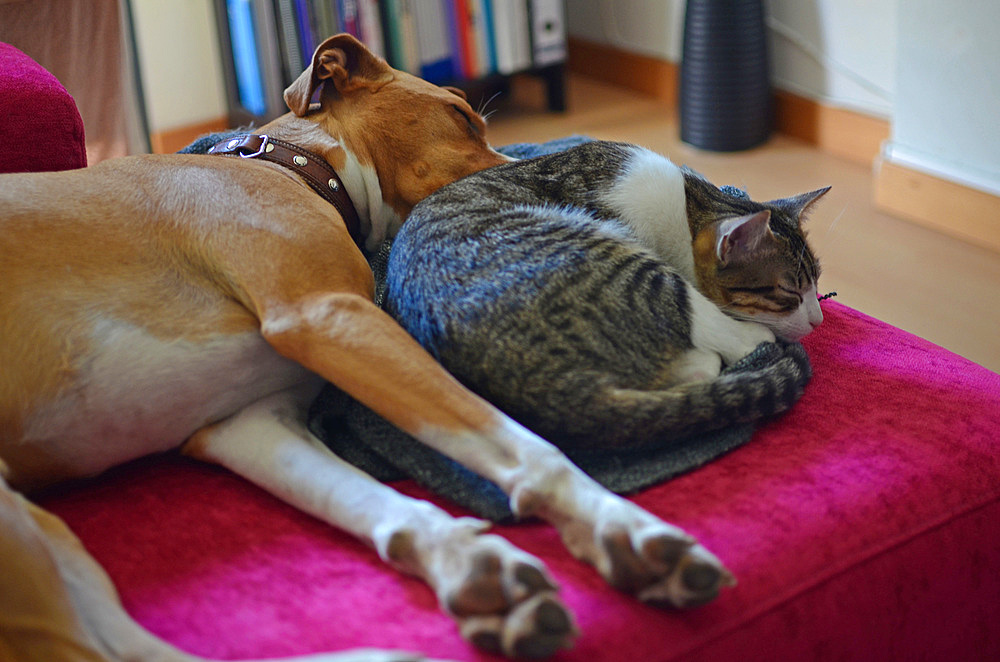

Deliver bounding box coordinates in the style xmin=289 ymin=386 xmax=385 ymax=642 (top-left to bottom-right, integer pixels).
xmin=768 ymin=187 xmax=831 ymax=223
xmin=716 ymin=210 xmax=774 ymax=266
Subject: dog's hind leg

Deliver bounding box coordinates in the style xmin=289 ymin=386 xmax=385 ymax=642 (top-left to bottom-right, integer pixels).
xmin=0 ymin=465 xmax=203 ymax=662
xmin=0 ymin=462 xmax=483 ymax=662
xmin=181 ymin=387 xmax=577 ymax=659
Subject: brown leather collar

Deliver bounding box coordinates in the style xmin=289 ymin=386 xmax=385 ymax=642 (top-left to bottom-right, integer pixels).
xmin=208 ymin=134 xmax=362 ymax=246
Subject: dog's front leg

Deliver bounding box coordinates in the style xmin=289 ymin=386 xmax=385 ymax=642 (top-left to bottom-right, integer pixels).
xmin=406 ymin=421 xmax=735 ymax=609
xmin=182 ymin=385 xmax=576 ymax=659
xmin=261 ymin=294 xmax=733 ymax=610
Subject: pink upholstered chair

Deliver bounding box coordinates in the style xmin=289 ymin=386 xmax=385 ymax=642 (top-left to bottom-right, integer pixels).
xmin=0 ymin=42 xmax=86 ymax=174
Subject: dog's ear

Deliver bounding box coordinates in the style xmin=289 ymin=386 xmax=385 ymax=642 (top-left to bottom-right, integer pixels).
xmin=284 ymin=33 xmax=393 ymax=117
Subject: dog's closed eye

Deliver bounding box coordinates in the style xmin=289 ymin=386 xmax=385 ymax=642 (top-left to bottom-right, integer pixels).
xmin=452 ymin=105 xmax=483 ymax=138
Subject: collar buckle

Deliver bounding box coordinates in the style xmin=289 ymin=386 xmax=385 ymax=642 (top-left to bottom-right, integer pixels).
xmin=238 ymin=134 xmax=269 ymax=159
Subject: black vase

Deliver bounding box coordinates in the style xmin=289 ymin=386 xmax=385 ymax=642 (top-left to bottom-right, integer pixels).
xmin=680 ymin=0 xmax=772 ymax=151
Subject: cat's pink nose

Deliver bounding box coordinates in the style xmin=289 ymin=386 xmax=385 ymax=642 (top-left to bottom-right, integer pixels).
xmin=808 ymin=306 xmax=824 ymax=328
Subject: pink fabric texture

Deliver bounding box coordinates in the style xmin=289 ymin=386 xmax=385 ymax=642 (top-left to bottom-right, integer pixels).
xmin=40 ymin=301 xmax=1000 ymax=661
xmin=0 ymin=42 xmax=87 ymax=173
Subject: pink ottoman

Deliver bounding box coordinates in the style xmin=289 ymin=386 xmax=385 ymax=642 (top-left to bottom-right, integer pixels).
xmin=40 ymin=300 xmax=1000 ymax=661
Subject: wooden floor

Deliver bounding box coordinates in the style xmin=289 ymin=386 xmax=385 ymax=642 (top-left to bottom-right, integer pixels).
xmin=483 ymin=74 xmax=1000 ymax=373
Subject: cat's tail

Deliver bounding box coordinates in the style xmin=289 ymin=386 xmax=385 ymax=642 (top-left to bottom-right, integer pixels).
xmin=552 ymin=341 xmax=812 ymax=450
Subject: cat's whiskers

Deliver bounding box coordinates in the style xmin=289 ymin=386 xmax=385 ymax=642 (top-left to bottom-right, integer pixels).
xmin=822 ymin=205 xmax=848 ymax=240
xmin=794 ymin=243 xmax=808 ymax=285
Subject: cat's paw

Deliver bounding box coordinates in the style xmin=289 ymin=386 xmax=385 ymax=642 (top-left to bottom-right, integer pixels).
xmin=721 ymin=320 xmax=775 ymax=365
xmin=670 ymin=348 xmax=723 ymax=385
xmin=687 ymin=285 xmax=776 ymax=366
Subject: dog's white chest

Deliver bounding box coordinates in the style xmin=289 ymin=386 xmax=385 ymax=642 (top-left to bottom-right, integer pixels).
xmin=24 ymin=318 xmax=310 ymax=478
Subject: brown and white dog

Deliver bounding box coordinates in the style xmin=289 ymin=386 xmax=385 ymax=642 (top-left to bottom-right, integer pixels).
xmin=0 ymin=35 xmax=730 ymax=662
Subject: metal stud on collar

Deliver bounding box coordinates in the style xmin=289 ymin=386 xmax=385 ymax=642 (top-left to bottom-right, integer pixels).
xmin=293 ymin=155 xmax=308 ymax=166
xmin=328 ymin=178 xmax=339 ymax=191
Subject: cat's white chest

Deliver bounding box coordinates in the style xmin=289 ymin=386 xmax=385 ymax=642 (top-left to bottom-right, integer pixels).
xmin=599 ymin=146 xmax=695 ymax=280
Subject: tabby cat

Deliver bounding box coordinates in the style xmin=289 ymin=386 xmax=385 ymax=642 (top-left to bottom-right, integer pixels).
xmin=385 ymin=140 xmax=827 ymax=449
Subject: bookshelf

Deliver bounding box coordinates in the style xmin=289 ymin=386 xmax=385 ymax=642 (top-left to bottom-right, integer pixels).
xmin=213 ymin=0 xmax=567 ymax=128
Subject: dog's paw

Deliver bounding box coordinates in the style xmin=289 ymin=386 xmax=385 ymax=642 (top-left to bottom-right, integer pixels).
xmin=566 ymin=501 xmax=734 ymax=609
xmin=459 ymin=592 xmax=576 ymax=659
xmin=310 ymin=647 xmax=458 ymax=662
xmin=429 ymin=531 xmax=577 ymax=657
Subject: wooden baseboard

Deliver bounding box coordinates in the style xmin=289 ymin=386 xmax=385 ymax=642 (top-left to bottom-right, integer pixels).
xmin=567 ymin=37 xmax=678 ymax=106
xmin=875 ymin=158 xmax=1000 ymax=253
xmin=567 ymin=38 xmax=889 ymax=166
xmin=149 ymin=117 xmax=231 ymax=154
xmin=772 ymin=91 xmax=888 ymax=166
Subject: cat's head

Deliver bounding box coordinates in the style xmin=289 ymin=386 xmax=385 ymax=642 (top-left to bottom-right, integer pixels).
xmin=683 ymin=169 xmax=829 ymax=341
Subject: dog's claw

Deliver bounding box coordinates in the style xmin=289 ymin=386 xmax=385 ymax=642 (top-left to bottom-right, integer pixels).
xmin=428 ymin=532 xmax=575 ymax=657
xmin=567 ymin=505 xmax=733 ymax=609
xmin=628 ymin=531 xmax=733 ymax=608
xmin=309 ymin=648 xmax=461 ymax=662
xmin=460 ymin=593 xmax=577 ymax=659
xmin=443 ymin=543 xmax=558 ymax=617
xmin=682 ymin=557 xmax=723 ymax=591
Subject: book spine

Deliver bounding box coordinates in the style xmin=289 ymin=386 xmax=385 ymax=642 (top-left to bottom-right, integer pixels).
xmin=273 ymin=0 xmax=304 ymax=84
xmin=227 ymin=0 xmax=267 ymax=116
xmin=470 ymin=0 xmax=496 ymax=76
xmin=380 ymin=0 xmax=405 ymax=70
xmin=413 ymin=0 xmax=455 ymax=83
xmin=252 ymin=0 xmax=287 ymax=118
xmin=453 ymin=0 xmax=477 ymax=79
xmin=489 ymin=0 xmax=512 ymax=74
xmin=510 ymin=0 xmax=532 ymax=71
xmin=337 ymin=0 xmax=359 ymax=36
xmin=357 ymin=0 xmax=385 ymax=58
xmin=292 ymin=0 xmax=315 ymax=63
xmin=528 ymin=0 xmax=566 ymax=67
xmin=311 ymin=0 xmax=337 ymax=44
xmin=398 ymin=0 xmax=423 ymax=74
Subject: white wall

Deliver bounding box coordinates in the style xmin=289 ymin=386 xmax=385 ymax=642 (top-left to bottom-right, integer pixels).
xmin=883 ymin=0 xmax=1000 ymax=195
xmin=568 ymin=0 xmax=896 ymax=119
xmin=566 ymin=0 xmax=686 ymax=61
xmin=766 ymin=0 xmax=895 ymax=118
xmin=130 ymin=0 xmax=226 ymax=133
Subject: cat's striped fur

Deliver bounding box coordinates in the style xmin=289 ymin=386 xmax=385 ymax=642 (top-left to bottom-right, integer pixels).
xmin=386 ymin=140 xmax=826 ymax=449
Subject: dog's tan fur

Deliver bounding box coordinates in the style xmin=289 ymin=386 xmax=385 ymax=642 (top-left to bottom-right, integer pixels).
xmin=0 ymin=35 xmax=731 ymax=662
